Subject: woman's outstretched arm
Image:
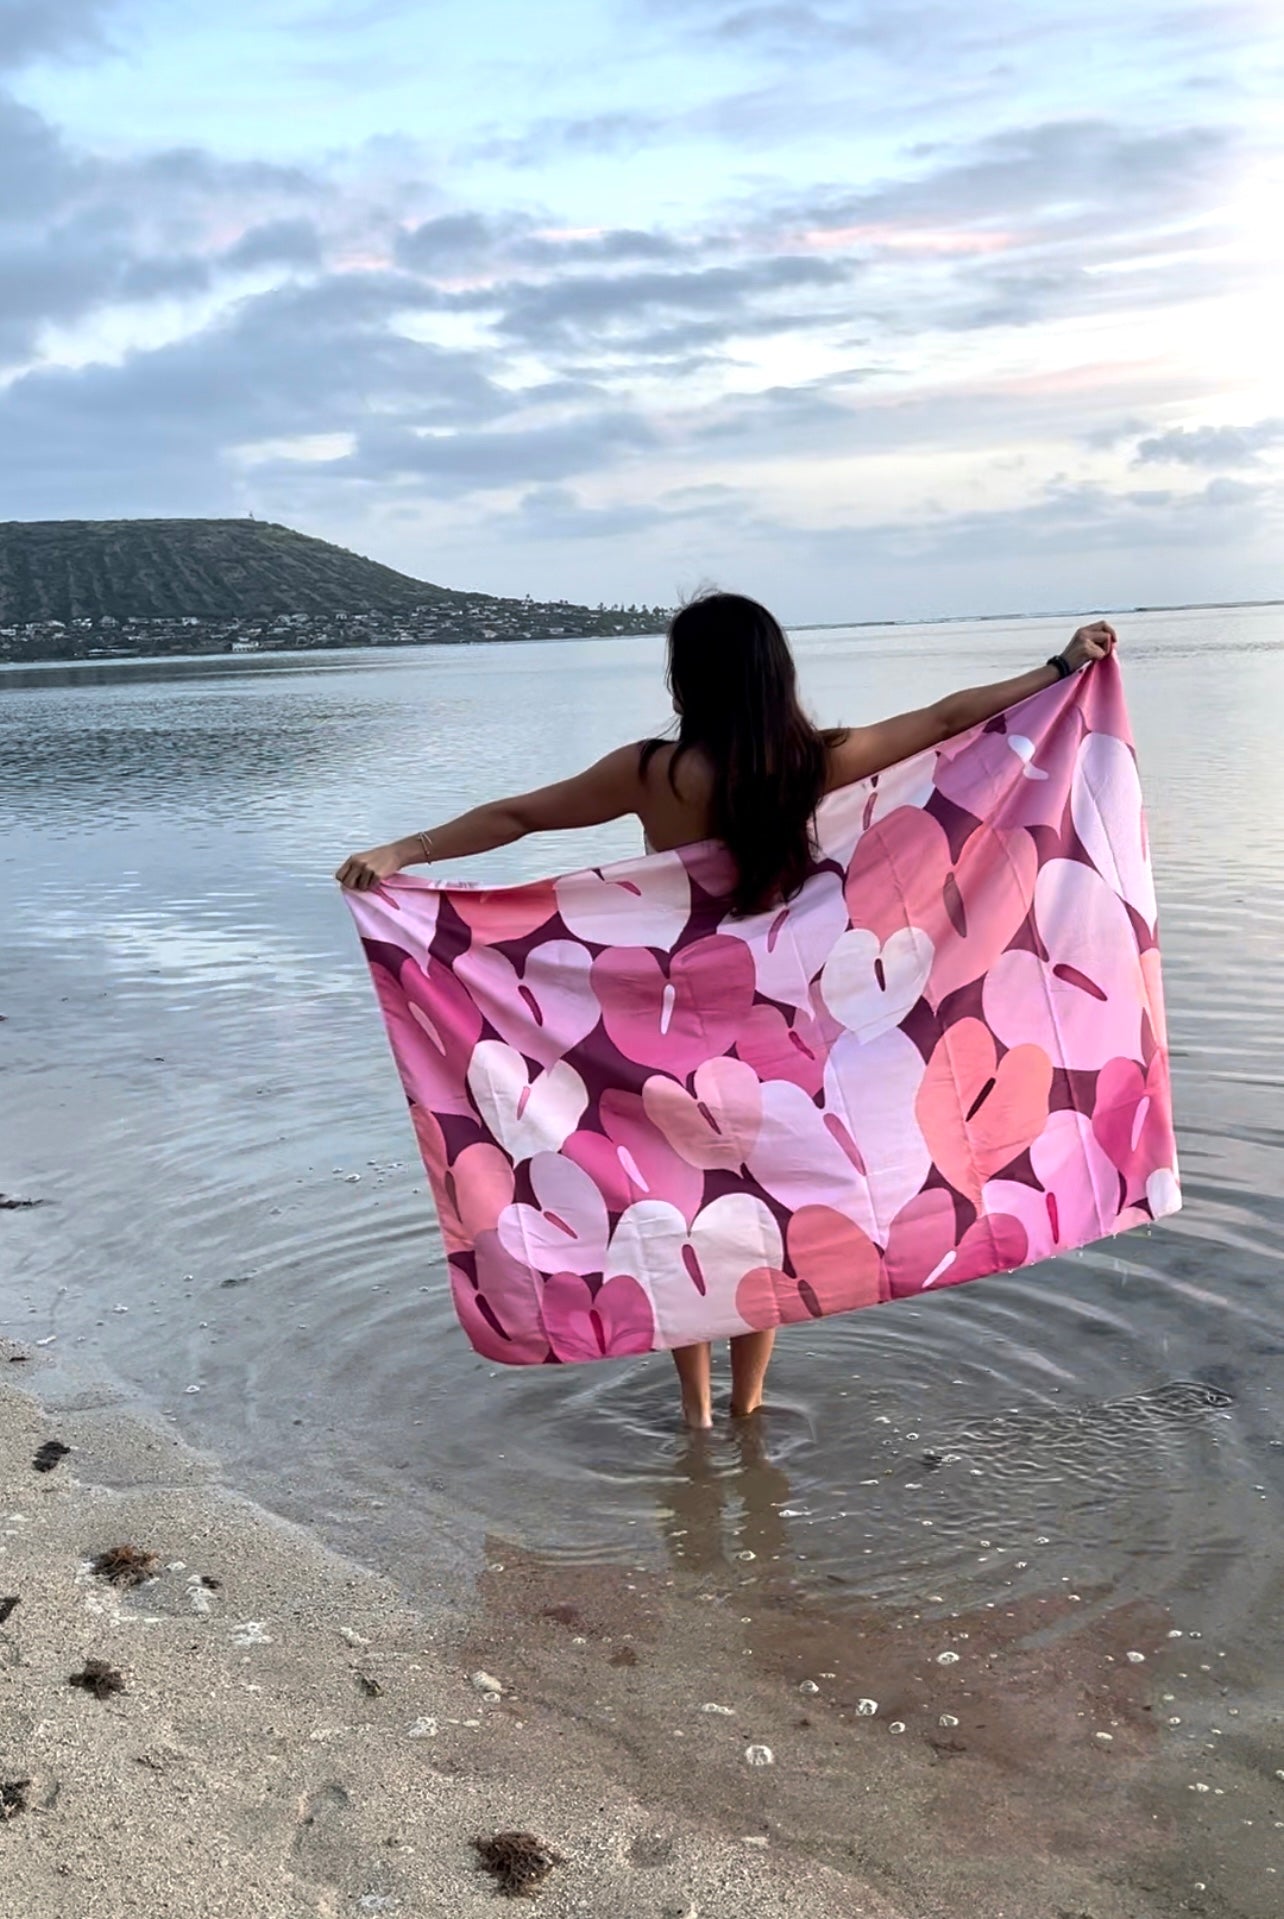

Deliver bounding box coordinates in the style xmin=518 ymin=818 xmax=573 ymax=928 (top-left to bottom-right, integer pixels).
xmin=335 ymin=744 xmax=642 ymax=890
xmin=827 ymin=620 xmax=1117 ymax=789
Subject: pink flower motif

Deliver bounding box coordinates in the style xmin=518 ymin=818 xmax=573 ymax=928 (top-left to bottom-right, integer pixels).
xmin=466 ymin=1039 xmax=588 ymax=1161
xmin=497 ymin=1153 xmax=609 ymax=1275
xmin=451 ymin=881 xmax=558 ymax=943
xmin=718 ymin=868 xmax=850 ymax=1010
xmin=371 ymin=953 xmax=482 ymax=1119
xmin=453 ymin=1230 xmax=550 ymax=1365
xmin=819 ymin=1029 xmax=931 ymax=1239
xmin=1141 ymin=948 xmax=1168 ymax=1050
xmin=983 ymin=860 xmax=1145 ymax=1071
xmin=882 ymin=1187 xmax=1028 ymax=1296
xmin=843 ymin=807 xmax=950 ymax=943
xmin=412 ymin=1108 xmax=514 ymax=1254
xmin=983 ymin=1109 xmax=1122 ymax=1258
xmin=820 ymin=752 xmax=938 ymax=871
xmin=749 ymin=1033 xmax=929 ymax=1246
xmin=915 ymin=1017 xmax=1053 ymax=1208
xmin=592 ymin=935 xmax=757 ymax=1076
xmin=542 ymin=1272 xmax=656 ymax=1362
xmin=563 ymin=1090 xmax=704 ymax=1224
xmin=346 ymin=876 xmax=439 ymax=970
xmin=737 ymin=1205 xmax=885 ymax=1329
xmin=933 ymin=712 xmax=1083 ymax=830
xmin=839 ymin=806 xmax=1038 ymax=1009
xmin=735 ymin=1000 xmax=835 ymax=1095
xmin=1071 ymin=731 xmax=1157 ymax=928
xmin=641 ymin=1057 xmax=763 ymax=1171
xmin=1092 ymin=1054 xmax=1178 ymax=1207
xmin=605 ymin=1192 xmax=781 ymax=1346
xmin=556 ymin=852 xmax=691 ymax=949
xmin=819 ymin=925 xmax=934 ymax=1042
xmin=923 ymin=824 xmax=1038 ymax=1007
xmin=454 ymin=937 xmax=599 ymax=1069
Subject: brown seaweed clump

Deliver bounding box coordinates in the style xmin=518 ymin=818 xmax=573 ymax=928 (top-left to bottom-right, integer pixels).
xmin=473 ymin=1831 xmax=565 ymax=1898
xmin=91 ymin=1544 xmax=160 ymax=1588
xmin=68 ymin=1659 xmax=126 ymax=1701
xmin=33 ymin=1440 xmax=71 ymax=1473
xmin=1 ymin=1779 xmax=31 ymax=1820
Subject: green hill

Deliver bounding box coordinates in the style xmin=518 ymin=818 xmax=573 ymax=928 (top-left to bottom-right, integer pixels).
xmin=0 ymin=518 xmax=476 ymax=625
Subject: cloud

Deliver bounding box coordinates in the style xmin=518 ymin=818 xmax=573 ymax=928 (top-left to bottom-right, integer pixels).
xmin=784 ymin=117 xmax=1233 ymax=248
xmin=221 ymin=218 xmax=326 ymax=273
xmin=0 ymin=272 xmax=510 ymax=514
xmin=798 ymin=474 xmax=1276 ymax=569
xmin=0 ymin=0 xmax=116 ymax=69
xmin=490 ymin=255 xmax=853 ymax=350
xmin=1134 ymin=421 xmax=1284 ymax=468
xmin=468 ymin=110 xmax=666 ymax=168
xmin=325 ymin=411 xmax=658 ymax=492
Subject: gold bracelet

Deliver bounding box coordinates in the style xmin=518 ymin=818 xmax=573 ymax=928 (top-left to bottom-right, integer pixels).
xmin=416 ymin=830 xmax=434 ymax=863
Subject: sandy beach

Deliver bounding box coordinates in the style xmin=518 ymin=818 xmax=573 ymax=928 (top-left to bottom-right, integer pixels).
xmin=4 ymin=1343 xmax=1280 ymax=1919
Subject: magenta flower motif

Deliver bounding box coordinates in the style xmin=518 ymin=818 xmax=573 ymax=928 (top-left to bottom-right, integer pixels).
xmin=563 ymin=1089 xmax=704 ymax=1224
xmin=372 ymin=953 xmax=482 ymax=1119
xmin=454 ymin=1231 xmax=550 ymax=1365
xmin=882 ymin=1187 xmax=1029 ymax=1296
xmin=542 ymin=1272 xmax=656 ymax=1362
xmin=933 ymin=712 xmax=1083 ymax=831
xmin=455 ymin=937 xmax=599 ymax=1068
xmin=592 ymin=935 xmax=757 ymax=1075
xmin=735 ymin=1000 xmax=834 ymax=1095
xmin=413 ymin=1107 xmax=514 ymax=1255
xmin=1092 ymin=1054 xmax=1177 ymax=1206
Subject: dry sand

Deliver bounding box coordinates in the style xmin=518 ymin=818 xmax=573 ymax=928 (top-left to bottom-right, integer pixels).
xmin=2 ymin=1362 xmax=1280 ymax=1919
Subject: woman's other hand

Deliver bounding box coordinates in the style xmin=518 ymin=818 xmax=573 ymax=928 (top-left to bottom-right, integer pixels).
xmin=335 ymin=842 xmax=404 ymax=890
xmin=1064 ymin=619 xmax=1117 ymax=671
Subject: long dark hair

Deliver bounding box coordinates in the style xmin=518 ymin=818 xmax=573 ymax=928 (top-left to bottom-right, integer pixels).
xmin=641 ymin=591 xmax=832 ymax=916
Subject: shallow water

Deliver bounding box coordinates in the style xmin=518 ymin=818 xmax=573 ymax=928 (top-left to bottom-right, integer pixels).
xmin=1 ymin=609 xmax=1282 ymax=1663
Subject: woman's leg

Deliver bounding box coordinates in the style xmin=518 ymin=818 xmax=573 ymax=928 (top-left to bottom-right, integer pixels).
xmin=729 ymin=1329 xmax=776 ymax=1418
xmin=671 ymin=1342 xmax=713 ymax=1429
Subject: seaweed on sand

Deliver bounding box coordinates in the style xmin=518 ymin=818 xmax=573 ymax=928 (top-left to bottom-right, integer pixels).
xmin=473 ymin=1831 xmax=565 ymax=1897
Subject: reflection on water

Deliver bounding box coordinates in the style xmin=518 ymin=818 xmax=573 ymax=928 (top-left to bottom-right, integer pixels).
xmin=1 ymin=611 xmax=1282 ymax=1685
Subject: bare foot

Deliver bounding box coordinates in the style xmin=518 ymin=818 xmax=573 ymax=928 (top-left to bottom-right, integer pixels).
xmin=729 ymin=1397 xmax=764 ymax=1420
xmin=682 ymin=1396 xmax=714 ymax=1430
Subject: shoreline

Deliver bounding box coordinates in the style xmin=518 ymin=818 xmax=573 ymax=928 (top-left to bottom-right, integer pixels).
xmin=4 ymin=1352 xmax=1278 ymax=1917
xmin=4 ymin=596 xmax=1282 ymax=672
xmin=0 ymin=1368 xmax=889 ymax=1918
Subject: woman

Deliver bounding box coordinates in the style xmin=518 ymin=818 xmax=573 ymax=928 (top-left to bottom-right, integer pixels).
xmin=338 ymin=593 xmax=1117 ymax=1427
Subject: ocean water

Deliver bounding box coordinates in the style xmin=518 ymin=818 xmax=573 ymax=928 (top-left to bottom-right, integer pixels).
xmin=1 ymin=608 xmax=1281 ymax=1664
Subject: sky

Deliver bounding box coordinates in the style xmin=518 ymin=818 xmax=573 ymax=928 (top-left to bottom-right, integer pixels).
xmin=1 ymin=0 xmax=1282 ymax=621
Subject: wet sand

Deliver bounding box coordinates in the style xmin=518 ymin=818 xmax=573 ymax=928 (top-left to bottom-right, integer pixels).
xmin=4 ymin=1358 xmax=1280 ymax=1918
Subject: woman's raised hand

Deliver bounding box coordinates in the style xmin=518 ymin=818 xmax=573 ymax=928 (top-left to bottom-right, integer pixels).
xmin=1063 ymin=619 xmax=1118 ymax=671
xmin=335 ymin=842 xmax=405 ymax=890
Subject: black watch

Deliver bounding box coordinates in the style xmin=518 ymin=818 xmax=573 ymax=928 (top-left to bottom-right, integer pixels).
xmin=1046 ymin=653 xmax=1072 ymax=679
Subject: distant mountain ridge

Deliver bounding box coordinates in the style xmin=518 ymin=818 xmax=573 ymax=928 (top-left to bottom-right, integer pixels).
xmin=0 ymin=518 xmax=486 ymax=624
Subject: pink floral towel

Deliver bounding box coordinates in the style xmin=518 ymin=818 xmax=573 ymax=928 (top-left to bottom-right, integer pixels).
xmin=344 ymin=655 xmax=1179 ymax=1365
